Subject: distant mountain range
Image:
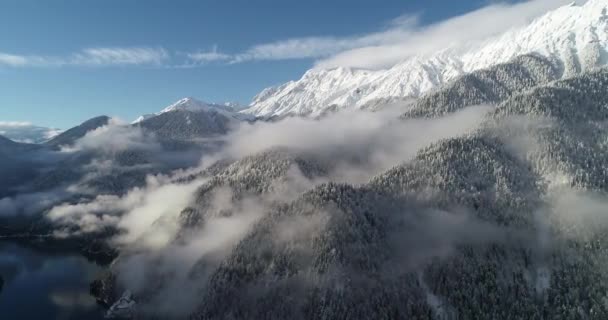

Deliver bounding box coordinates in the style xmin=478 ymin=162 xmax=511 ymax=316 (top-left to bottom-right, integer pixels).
xmin=0 ymin=98 xmax=246 ymax=145
xmin=0 ymin=122 xmax=61 ymax=144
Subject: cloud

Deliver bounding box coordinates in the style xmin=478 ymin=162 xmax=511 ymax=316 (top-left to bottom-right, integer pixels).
xmin=72 ymin=47 xmax=169 ymax=66
xmin=315 ymin=0 xmax=571 ymax=69
xmin=0 ymin=47 xmax=169 ymax=68
xmin=0 ymin=0 xmax=570 ymax=70
xmin=185 ymin=15 xmax=418 ymax=66
xmin=47 ymin=194 xmax=125 ymax=235
xmin=230 ymin=36 xmax=381 ymax=63
xmin=47 ymin=170 xmax=205 ymax=242
xmin=186 ymin=45 xmax=232 ymax=64
xmin=0 ymin=189 xmax=70 ymax=217
xmin=185 ymin=0 xmax=569 ymax=69
xmin=0 ymin=121 xmax=33 ymax=127
xmin=114 ymin=192 xmax=266 ymax=317
xmin=42 ymin=103 xmax=608 ymax=317
xmin=223 ymin=105 xmax=490 ymax=183
xmin=61 ymin=118 xmax=160 ymax=154
xmin=39 ymin=105 xmax=491 ymax=316
xmin=0 ymin=53 xmax=47 ymax=67
xmin=546 ymin=188 xmax=608 ymax=240
xmin=0 ymin=122 xmax=62 ymax=143
xmin=0 ymin=119 xmax=205 ymax=218
xmin=0 ymin=53 xmax=29 ymax=66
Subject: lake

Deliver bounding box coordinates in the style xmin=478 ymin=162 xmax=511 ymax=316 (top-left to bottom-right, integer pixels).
xmin=0 ymin=241 xmax=106 ymax=320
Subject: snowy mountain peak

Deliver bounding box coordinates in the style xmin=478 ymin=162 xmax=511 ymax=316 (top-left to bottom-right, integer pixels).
xmin=133 ymin=97 xmax=245 ymax=124
xmin=242 ymin=0 xmax=608 ymax=118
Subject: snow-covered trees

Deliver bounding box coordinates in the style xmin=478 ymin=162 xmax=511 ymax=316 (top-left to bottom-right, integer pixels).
xmin=88 ymin=62 xmax=608 ymax=319
xmin=403 ymin=54 xmax=558 ymax=118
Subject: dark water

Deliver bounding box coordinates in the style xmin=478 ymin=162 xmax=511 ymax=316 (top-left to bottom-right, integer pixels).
xmin=0 ymin=241 xmax=106 ymax=320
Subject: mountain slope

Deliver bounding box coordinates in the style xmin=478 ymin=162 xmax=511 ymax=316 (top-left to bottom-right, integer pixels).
xmin=485 ymin=67 xmax=608 ymax=190
xmin=0 ymin=135 xmax=44 ymax=198
xmin=402 ymin=54 xmax=559 ymax=118
xmin=0 ymin=134 xmax=39 ymax=154
xmin=136 ymin=109 xmax=236 ymax=141
xmin=179 ymin=148 xmax=329 ymax=229
xmin=188 ymin=136 xmax=545 ymax=319
xmin=45 ymin=116 xmax=110 ymax=149
xmin=133 ymin=98 xmax=246 ymax=124
xmin=243 ymin=0 xmax=608 ymax=118
xmin=131 ymin=97 xmax=254 ymax=141
xmin=88 ymin=66 xmax=608 ymax=319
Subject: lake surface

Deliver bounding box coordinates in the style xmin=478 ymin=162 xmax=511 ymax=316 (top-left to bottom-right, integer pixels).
xmin=0 ymin=241 xmax=106 ymax=320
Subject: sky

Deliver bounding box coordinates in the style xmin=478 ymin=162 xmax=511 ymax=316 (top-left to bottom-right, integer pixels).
xmin=0 ymin=0 xmax=558 ymax=128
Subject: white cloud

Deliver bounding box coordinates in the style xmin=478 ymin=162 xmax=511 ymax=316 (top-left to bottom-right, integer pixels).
xmin=186 ymin=0 xmax=569 ymax=69
xmin=231 ymin=36 xmax=375 ymax=62
xmin=0 ymin=121 xmax=62 ymax=143
xmin=0 ymin=190 xmax=70 ymax=217
xmin=73 ymin=47 xmax=169 ymax=66
xmin=0 ymin=53 xmax=28 ymax=66
xmin=315 ymin=0 xmax=571 ymax=69
xmin=60 ymin=118 xmax=160 ymax=154
xmin=0 ymin=47 xmax=169 ymax=68
xmin=47 ymin=170 xmax=206 ymax=246
xmin=0 ymin=0 xmax=571 ymax=70
xmin=187 ymin=16 xmax=418 ymax=65
xmin=186 ymin=45 xmax=232 ymax=64
xmin=223 ymin=105 xmax=490 ymax=184
xmin=0 ymin=53 xmax=47 ymax=67
xmin=0 ymin=121 xmax=32 ymax=127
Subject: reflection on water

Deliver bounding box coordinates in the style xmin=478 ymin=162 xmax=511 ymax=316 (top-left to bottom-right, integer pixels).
xmin=0 ymin=241 xmax=106 ymax=320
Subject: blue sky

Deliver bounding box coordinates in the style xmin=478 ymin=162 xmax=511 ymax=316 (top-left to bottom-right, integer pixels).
xmin=0 ymin=0 xmax=533 ymax=128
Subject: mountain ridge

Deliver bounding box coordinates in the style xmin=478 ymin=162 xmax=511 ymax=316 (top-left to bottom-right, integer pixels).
xmin=242 ymin=0 xmax=608 ymax=118
xmin=45 ymin=115 xmax=111 ymax=149
xmin=132 ymin=97 xmax=248 ymax=124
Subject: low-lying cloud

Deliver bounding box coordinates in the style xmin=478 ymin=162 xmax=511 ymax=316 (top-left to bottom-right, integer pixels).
xmin=43 ymin=104 xmax=491 ymax=242
xmin=60 ymin=118 xmax=160 ymax=154
xmin=224 ymin=105 xmax=490 ymax=183
xmin=0 ymin=121 xmax=61 ymax=144
xmin=48 ymin=171 xmax=204 ymax=242
xmin=0 ymin=189 xmax=70 ymax=217
xmin=28 ymin=99 xmax=608 ymax=318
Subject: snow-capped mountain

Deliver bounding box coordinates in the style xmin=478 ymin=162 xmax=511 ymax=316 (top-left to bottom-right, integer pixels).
xmin=242 ymin=0 xmax=608 ymax=118
xmin=0 ymin=122 xmax=62 ymax=144
xmin=133 ymin=97 xmax=246 ymax=124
